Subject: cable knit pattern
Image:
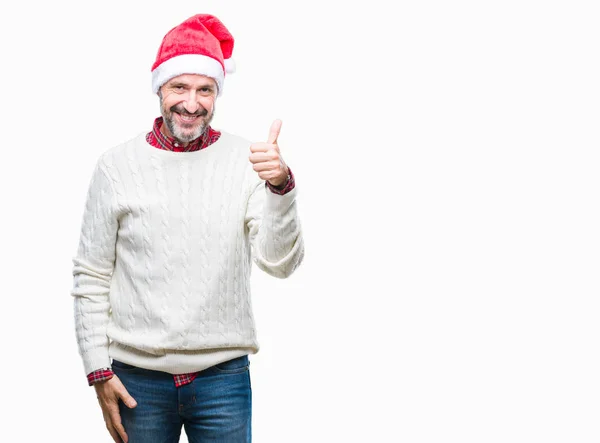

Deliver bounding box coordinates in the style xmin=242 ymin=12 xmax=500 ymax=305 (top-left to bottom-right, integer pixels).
xmin=150 ymin=153 xmax=173 ymax=343
xmin=71 ymin=131 xmax=304 ymax=375
xmin=178 ymin=160 xmax=192 ymax=349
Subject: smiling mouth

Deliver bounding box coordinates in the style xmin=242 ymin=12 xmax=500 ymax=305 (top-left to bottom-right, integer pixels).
xmin=176 ymin=113 xmax=200 ymax=123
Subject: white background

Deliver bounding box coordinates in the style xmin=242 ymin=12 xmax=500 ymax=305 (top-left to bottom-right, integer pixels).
xmin=0 ymin=0 xmax=599 ymax=441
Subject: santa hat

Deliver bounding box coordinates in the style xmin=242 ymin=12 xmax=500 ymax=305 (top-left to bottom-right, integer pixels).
xmin=151 ymin=14 xmax=235 ymax=96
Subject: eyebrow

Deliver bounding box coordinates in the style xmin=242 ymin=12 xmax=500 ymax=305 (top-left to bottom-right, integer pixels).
xmin=169 ymin=82 xmax=214 ymax=90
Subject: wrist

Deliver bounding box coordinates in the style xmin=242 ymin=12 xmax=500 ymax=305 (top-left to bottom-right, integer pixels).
xmin=268 ymin=169 xmax=290 ymax=189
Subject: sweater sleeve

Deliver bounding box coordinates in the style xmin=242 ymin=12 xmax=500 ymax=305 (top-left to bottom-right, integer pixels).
xmin=245 ymin=177 xmax=305 ymax=279
xmin=71 ymin=159 xmax=118 ymax=376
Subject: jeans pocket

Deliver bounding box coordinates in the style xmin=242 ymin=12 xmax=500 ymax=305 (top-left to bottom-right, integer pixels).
xmin=212 ymin=355 xmax=250 ymax=374
xmin=112 ymin=359 xmax=141 ymax=372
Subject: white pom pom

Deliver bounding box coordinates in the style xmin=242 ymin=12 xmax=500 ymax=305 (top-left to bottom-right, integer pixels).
xmin=224 ymin=58 xmax=236 ymax=74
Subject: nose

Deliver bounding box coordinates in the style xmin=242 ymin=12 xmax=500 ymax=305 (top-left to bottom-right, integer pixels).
xmin=182 ymin=91 xmax=200 ymax=114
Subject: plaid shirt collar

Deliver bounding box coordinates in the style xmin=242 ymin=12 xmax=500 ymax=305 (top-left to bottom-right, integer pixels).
xmin=147 ymin=116 xmax=221 ymax=152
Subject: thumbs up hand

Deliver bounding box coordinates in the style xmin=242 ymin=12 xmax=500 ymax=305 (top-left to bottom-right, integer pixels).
xmin=249 ymin=119 xmax=290 ymax=188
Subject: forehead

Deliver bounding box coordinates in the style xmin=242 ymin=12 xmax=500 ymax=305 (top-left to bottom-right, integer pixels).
xmin=165 ymin=74 xmax=217 ymax=88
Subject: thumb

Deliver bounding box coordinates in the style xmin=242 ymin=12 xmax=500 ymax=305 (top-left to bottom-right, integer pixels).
xmin=120 ymin=390 xmax=137 ymax=409
xmin=267 ymin=119 xmax=282 ymax=144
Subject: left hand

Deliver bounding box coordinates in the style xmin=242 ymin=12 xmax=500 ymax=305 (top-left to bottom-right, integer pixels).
xmin=249 ymin=119 xmax=289 ymax=187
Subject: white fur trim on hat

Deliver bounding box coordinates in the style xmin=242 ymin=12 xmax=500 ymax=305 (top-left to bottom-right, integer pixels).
xmin=151 ymin=54 xmax=225 ymax=95
xmin=224 ymin=58 xmax=236 ymax=74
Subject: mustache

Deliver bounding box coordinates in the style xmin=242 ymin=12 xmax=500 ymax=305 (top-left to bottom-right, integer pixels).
xmin=170 ymin=105 xmax=208 ymax=117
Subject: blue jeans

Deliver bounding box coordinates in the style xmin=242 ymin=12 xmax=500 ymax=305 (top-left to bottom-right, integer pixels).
xmin=113 ymin=355 xmax=252 ymax=442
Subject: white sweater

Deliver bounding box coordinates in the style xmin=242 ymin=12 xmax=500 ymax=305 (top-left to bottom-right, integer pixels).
xmin=71 ymin=131 xmax=304 ymax=375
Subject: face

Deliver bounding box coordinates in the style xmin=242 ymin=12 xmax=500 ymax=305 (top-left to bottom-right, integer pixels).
xmin=158 ymin=74 xmax=218 ymax=143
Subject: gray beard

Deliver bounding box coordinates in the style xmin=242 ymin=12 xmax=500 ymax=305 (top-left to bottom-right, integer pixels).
xmin=164 ymin=116 xmax=208 ymax=143
xmin=160 ymin=102 xmax=214 ymax=144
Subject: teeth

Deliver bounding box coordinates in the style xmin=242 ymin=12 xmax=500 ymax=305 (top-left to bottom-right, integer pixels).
xmin=179 ymin=114 xmax=197 ymax=121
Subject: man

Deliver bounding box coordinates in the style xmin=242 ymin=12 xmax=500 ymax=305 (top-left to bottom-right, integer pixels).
xmin=71 ymin=14 xmax=304 ymax=443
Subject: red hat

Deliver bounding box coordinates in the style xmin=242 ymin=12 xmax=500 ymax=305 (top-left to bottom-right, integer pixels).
xmin=151 ymin=14 xmax=235 ymax=96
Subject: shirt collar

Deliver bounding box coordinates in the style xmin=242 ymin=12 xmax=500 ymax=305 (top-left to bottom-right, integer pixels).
xmin=150 ymin=116 xmax=219 ymax=152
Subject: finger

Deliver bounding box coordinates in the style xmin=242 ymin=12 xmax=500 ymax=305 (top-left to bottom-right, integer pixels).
xmin=249 ymin=152 xmax=278 ymax=164
xmin=106 ymin=401 xmax=128 ymax=439
xmin=106 ymin=422 xmax=122 ymax=443
xmin=114 ymin=421 xmax=128 ymax=443
xmin=110 ymin=411 xmax=128 ymax=443
xmin=252 ymin=161 xmax=279 ymax=172
xmin=267 ymin=119 xmax=282 ymax=144
xmin=260 ymin=171 xmax=282 ymax=182
xmin=249 ymin=142 xmax=271 ymax=153
xmin=119 ymin=391 xmax=138 ymax=409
